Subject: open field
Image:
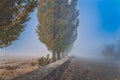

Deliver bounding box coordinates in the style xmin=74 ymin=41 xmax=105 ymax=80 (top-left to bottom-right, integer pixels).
xmin=59 ymin=58 xmax=120 ymax=80
xmin=0 ymin=56 xmax=39 ymax=80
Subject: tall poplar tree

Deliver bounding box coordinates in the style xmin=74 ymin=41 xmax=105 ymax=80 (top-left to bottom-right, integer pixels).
xmin=37 ymin=0 xmax=57 ymax=61
xmin=55 ymin=0 xmax=79 ymax=59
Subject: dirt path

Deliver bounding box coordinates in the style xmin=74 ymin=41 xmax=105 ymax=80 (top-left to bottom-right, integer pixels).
xmin=59 ymin=58 xmax=120 ymax=80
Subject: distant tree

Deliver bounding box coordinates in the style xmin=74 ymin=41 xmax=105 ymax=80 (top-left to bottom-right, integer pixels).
xmin=102 ymin=44 xmax=115 ymax=60
xmin=0 ymin=0 xmax=37 ymax=48
xmin=114 ymin=40 xmax=120 ymax=60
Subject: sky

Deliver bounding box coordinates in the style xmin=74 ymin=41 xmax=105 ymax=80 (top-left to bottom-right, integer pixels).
xmin=1 ymin=0 xmax=120 ymax=58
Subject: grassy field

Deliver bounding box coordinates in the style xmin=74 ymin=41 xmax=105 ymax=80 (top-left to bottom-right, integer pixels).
xmin=0 ymin=56 xmax=39 ymax=80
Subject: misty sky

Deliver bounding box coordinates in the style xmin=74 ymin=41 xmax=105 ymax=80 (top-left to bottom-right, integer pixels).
xmin=1 ymin=0 xmax=120 ymax=58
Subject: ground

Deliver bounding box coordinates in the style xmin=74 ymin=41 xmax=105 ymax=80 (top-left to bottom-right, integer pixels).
xmin=1 ymin=57 xmax=120 ymax=80
xmin=59 ymin=58 xmax=120 ymax=80
xmin=0 ymin=56 xmax=39 ymax=80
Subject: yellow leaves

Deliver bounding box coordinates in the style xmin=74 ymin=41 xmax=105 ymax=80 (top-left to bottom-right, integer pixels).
xmin=57 ymin=19 xmax=64 ymax=27
xmin=39 ymin=0 xmax=44 ymax=4
xmin=17 ymin=5 xmax=22 ymax=9
xmin=23 ymin=9 xmax=28 ymax=15
xmin=16 ymin=15 xmax=22 ymax=21
xmin=46 ymin=0 xmax=51 ymax=3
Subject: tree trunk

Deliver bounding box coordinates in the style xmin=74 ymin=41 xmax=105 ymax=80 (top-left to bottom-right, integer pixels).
xmin=65 ymin=52 xmax=68 ymax=57
xmin=52 ymin=50 xmax=56 ymax=62
xmin=57 ymin=52 xmax=61 ymax=60
xmin=62 ymin=52 xmax=65 ymax=58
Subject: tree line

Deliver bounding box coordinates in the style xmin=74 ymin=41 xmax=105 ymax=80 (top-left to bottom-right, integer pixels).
xmin=102 ymin=40 xmax=120 ymax=60
xmin=37 ymin=0 xmax=79 ymax=61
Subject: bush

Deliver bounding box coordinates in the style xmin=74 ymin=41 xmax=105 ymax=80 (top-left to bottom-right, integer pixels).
xmin=31 ymin=62 xmax=36 ymax=66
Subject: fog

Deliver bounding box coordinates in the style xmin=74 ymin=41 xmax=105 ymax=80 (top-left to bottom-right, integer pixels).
xmin=70 ymin=0 xmax=120 ymax=60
